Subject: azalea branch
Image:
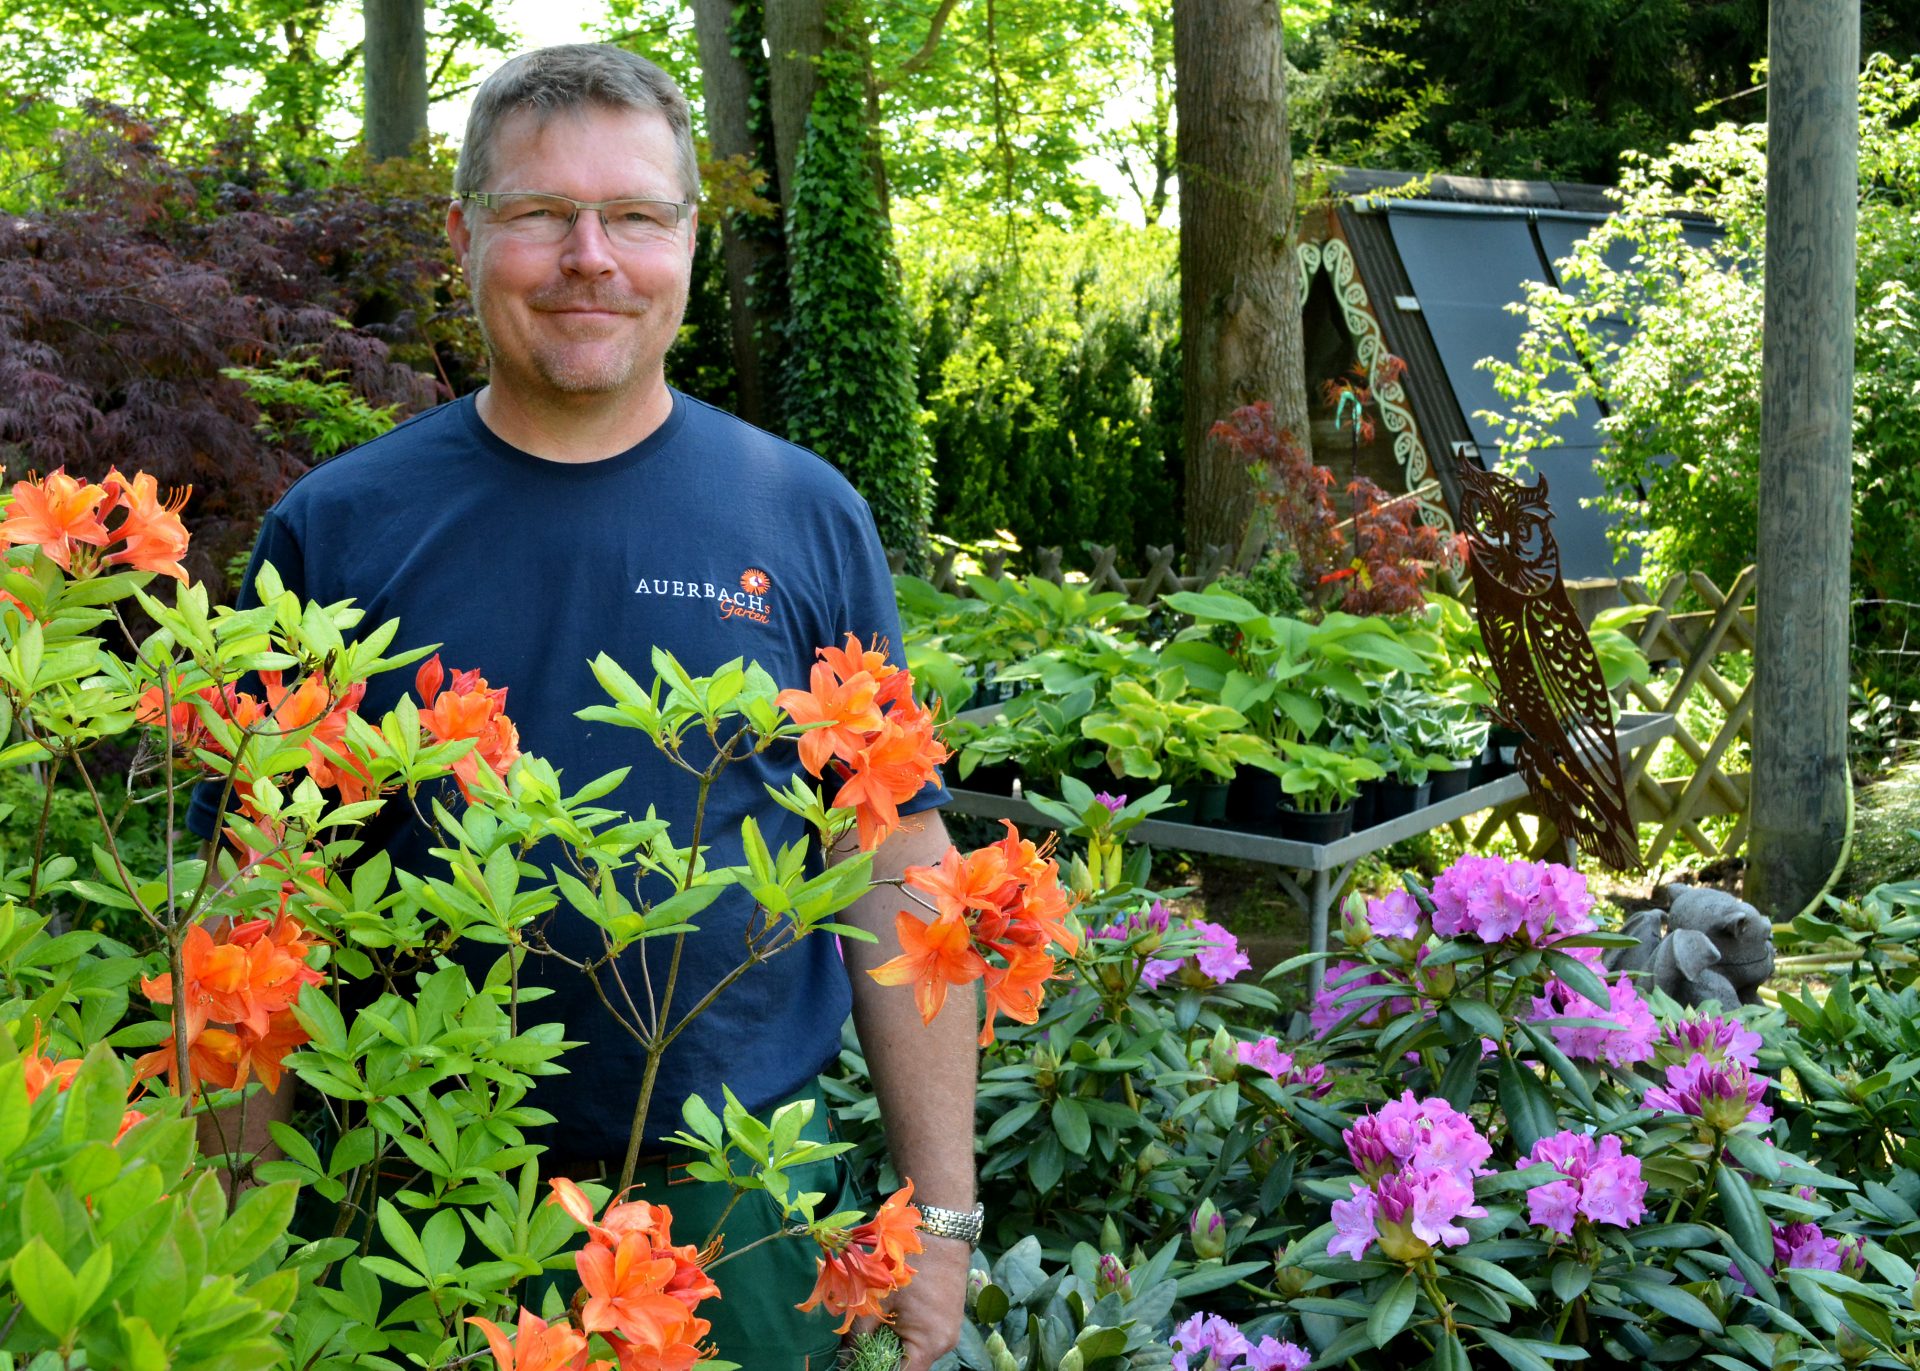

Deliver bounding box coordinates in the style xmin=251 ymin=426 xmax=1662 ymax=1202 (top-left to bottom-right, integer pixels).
xmin=655 ymin=928 xmax=800 ymax=1056
xmin=69 ymin=755 xmax=157 ymax=927
xmin=26 ymin=751 xmax=60 ymax=907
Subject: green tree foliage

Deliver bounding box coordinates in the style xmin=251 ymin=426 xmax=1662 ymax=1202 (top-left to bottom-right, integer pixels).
xmin=1482 ymin=56 xmax=1920 ymax=622
xmin=1309 ymin=0 xmax=1919 ymax=184
xmin=781 ymin=48 xmax=933 ymax=562
xmin=906 ymin=219 xmax=1182 ymax=564
xmin=0 ymin=0 xmax=514 ymax=155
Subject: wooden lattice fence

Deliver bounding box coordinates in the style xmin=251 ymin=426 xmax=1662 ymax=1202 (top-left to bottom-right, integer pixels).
xmin=1476 ymin=568 xmax=1757 ymax=869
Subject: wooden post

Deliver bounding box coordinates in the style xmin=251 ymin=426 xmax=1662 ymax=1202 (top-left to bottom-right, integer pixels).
xmin=363 ymin=0 xmax=428 ymax=163
xmin=1747 ymin=0 xmax=1857 ymax=917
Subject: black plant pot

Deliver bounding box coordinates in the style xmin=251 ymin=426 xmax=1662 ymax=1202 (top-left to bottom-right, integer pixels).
xmin=1226 ymin=767 xmax=1284 ymax=829
xmin=1278 ymin=803 xmax=1356 ymax=845
xmin=1473 ymin=741 xmax=1515 ymax=785
xmin=1429 ymin=763 xmax=1472 ymax=802
xmin=1170 ymin=782 xmax=1230 ymax=826
xmin=1354 ymin=781 xmax=1379 ymax=831
xmin=1373 ymin=779 xmax=1432 ymax=823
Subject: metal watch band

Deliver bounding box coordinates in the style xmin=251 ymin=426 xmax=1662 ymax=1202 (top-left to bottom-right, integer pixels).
xmin=916 ymin=1201 xmax=985 ymax=1245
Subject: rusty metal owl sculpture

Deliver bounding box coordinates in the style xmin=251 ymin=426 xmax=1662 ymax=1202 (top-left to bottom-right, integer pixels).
xmin=1454 ymin=459 xmax=1643 ymax=872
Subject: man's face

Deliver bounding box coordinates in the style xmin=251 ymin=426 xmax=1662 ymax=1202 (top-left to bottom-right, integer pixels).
xmin=449 ymin=103 xmax=696 ymax=407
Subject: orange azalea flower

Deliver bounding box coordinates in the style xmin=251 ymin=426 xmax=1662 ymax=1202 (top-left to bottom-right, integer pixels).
xmin=416 ymin=655 xmax=521 ymax=799
xmin=903 ymin=844 xmax=1015 ymax=924
xmin=577 ymin=1234 xmax=708 ymax=1345
xmin=258 ymin=670 xmax=374 ymax=802
xmin=797 ymin=1181 xmax=922 ymax=1334
xmin=22 ymin=1045 xmax=81 ymax=1102
xmin=132 ymin=1025 xmax=252 ymax=1099
xmin=141 ymin=915 xmax=322 ymax=1046
xmin=979 ymin=943 xmax=1057 ymax=1046
xmin=832 ymin=701 xmax=948 ymax=851
xmin=817 ymin=633 xmax=912 ymax=709
xmin=466 ymin=1308 xmax=599 ymax=1371
xmin=548 ymin=1182 xmax=719 ymax=1313
xmin=989 ymin=822 xmax=1080 ymax=957
xmin=0 ymin=469 xmax=113 ymax=569
xmin=102 ymin=468 xmax=192 ymax=582
xmin=774 ymin=661 xmax=884 ymax=776
xmin=867 ymin=911 xmax=987 ymax=1023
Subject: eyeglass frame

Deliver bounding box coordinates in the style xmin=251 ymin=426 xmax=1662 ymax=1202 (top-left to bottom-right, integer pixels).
xmin=458 ymin=191 xmax=694 ymax=242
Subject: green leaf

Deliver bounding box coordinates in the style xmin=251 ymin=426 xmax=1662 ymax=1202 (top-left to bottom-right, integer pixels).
xmin=1368 ymin=1271 xmax=1416 ymax=1347
xmin=1714 ymin=1163 xmax=1773 ymax=1276
xmin=1172 ymin=1261 xmax=1269 ymax=1296
xmin=13 ymin=1235 xmax=77 ymax=1338
xmin=1614 ymin=1273 xmax=1723 ymax=1332
xmin=211 ymin=1180 xmax=296 ymax=1273
xmin=1497 ymin=1052 xmax=1558 ymax=1154
xmin=1050 ymin=1098 xmax=1091 ymax=1156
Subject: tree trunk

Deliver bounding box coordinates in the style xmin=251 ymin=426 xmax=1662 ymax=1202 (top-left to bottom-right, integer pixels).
xmin=1173 ymin=0 xmax=1310 ymax=564
xmin=364 ymin=0 xmax=427 ymax=162
xmin=694 ymin=0 xmax=786 ymax=429
xmin=765 ymin=0 xmax=827 ymax=208
xmin=1747 ymin=0 xmax=1857 ymax=917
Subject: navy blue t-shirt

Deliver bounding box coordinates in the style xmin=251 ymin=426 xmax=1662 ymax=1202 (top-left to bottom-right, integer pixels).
xmin=189 ymin=390 xmax=946 ymax=1155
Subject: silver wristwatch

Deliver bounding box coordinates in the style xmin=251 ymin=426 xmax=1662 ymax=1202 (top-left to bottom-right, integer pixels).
xmin=916 ymin=1201 xmax=985 ymax=1245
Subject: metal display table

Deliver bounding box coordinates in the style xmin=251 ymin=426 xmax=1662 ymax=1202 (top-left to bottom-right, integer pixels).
xmin=943 ymin=712 xmax=1678 ymax=992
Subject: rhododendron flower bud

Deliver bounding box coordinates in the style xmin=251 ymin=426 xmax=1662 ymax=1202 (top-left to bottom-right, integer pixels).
xmin=966 ymin=1266 xmax=990 ymax=1308
xmin=1655 ymin=1013 xmax=1763 ymax=1071
xmin=1188 ymin=1200 xmax=1227 ymax=1260
xmin=1095 ymin=1253 xmax=1131 ymax=1299
xmin=1208 ymin=1027 xmax=1239 ymax=1082
xmin=986 ymin=1330 xmax=1020 ymax=1371
xmin=1339 ymin=891 xmax=1373 ymax=948
xmin=1093 ymin=791 xmax=1127 ymax=814
xmin=1645 ymin=1052 xmax=1772 ymax=1130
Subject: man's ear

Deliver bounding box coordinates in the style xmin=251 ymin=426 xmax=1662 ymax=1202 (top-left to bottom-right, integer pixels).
xmin=448 ymin=197 xmax=473 ymax=266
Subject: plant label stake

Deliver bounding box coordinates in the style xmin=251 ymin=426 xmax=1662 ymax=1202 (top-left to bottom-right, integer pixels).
xmin=1453 ymin=457 xmax=1643 ymax=872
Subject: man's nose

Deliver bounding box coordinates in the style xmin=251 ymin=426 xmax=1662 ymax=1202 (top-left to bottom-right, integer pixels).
xmin=559 ymin=209 xmax=618 ymax=274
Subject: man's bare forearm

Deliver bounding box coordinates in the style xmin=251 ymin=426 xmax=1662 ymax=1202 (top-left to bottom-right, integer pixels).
xmin=836 ymin=812 xmax=977 ymax=1212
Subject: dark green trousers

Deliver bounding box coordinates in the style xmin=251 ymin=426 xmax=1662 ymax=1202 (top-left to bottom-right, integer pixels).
xmin=552 ymin=1079 xmax=855 ymax=1371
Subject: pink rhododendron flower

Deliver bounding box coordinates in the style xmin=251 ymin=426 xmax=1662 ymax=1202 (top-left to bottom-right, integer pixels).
xmin=1368 ymin=888 xmax=1424 ymax=940
xmin=1655 ymin=1013 xmax=1763 ymax=1071
xmin=1644 ymin=1052 xmax=1772 ymax=1129
xmin=1520 ymin=1130 xmax=1647 ymax=1234
xmin=1429 ymin=854 xmax=1595 ymax=945
xmin=1344 ymin=1091 xmax=1493 ymax=1184
xmin=1169 ymin=1312 xmax=1249 ymax=1371
xmin=1730 ymin=1201 xmax=1868 ymax=1292
xmin=1527 ymin=972 xmax=1659 ymax=1066
xmin=1192 ymin=920 xmax=1251 ymax=983
xmin=1243 ymin=1338 xmax=1311 ymax=1371
xmin=1331 ymin=1170 xmax=1486 ymax=1262
xmin=1235 ymin=1037 xmax=1331 ymax=1096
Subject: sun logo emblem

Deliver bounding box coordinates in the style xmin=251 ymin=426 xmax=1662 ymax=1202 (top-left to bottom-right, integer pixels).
xmin=739 ymin=567 xmax=771 ymax=596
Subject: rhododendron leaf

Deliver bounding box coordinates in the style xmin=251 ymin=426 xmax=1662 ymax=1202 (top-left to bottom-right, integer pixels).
xmin=211 ymin=1181 xmax=297 ymax=1275
xmin=1497 ymin=1053 xmax=1558 ymax=1155
xmin=1368 ymin=1271 xmax=1416 ymax=1347
xmin=1708 ymin=1223 xmax=1779 ymax=1307
xmin=1516 ymin=1023 xmax=1598 ymax=1114
xmin=12 ymin=1235 xmax=77 ymax=1339
xmin=1613 ymin=1271 xmax=1722 ymax=1332
xmin=1714 ymin=1163 xmax=1775 ymax=1276
xmin=1550 ymin=1260 xmax=1592 ymax=1304
xmin=1542 ymin=951 xmax=1611 ymax=1009
xmin=1446 ymin=1255 xmax=1536 ymax=1309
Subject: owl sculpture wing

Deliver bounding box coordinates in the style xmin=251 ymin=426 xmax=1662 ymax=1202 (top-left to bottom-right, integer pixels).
xmin=1454 ymin=460 xmax=1643 ymax=872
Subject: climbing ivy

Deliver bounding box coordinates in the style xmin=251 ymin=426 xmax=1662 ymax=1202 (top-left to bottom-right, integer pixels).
xmin=780 ymin=45 xmax=933 ymax=566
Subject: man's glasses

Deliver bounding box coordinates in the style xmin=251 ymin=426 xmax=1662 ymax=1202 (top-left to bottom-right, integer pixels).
xmin=461 ymin=192 xmax=691 ymax=247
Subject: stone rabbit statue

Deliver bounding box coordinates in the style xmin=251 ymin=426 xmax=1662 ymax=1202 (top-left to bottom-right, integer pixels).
xmin=1604 ymin=884 xmax=1774 ymax=1009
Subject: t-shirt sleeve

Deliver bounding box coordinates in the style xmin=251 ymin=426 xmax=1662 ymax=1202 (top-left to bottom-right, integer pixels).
xmin=184 ymin=509 xmax=307 ymax=841
xmin=836 ymin=500 xmax=949 ymax=818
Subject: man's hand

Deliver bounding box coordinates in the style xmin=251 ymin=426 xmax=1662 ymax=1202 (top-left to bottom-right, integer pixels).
xmin=853 ymin=1235 xmax=971 ymax=1371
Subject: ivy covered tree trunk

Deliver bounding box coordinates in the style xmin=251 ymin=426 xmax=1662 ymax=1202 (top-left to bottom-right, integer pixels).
xmin=1173 ymin=0 xmax=1309 ymax=562
xmin=363 ymin=0 xmax=427 ymax=161
xmin=694 ymin=0 xmax=787 ymax=430
xmin=765 ymin=0 xmax=827 ymax=206
xmin=780 ymin=40 xmax=933 ymax=564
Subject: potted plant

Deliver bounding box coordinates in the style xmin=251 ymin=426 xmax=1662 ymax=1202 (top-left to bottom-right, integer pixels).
xmin=1081 ymin=670 xmax=1276 ymax=825
xmin=1273 ymin=739 xmax=1383 ymax=843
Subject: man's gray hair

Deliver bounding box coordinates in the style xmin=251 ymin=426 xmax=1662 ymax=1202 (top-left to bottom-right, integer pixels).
xmin=454 ymin=44 xmax=700 ymax=202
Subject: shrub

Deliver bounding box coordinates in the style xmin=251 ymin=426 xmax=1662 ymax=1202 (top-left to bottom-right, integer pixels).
xmin=905 ymin=218 xmax=1183 ymax=567
xmin=1483 ymin=55 xmax=1920 ymax=627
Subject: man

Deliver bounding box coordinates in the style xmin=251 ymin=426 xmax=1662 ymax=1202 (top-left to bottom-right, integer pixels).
xmin=194 ymin=44 xmax=971 ymax=1371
